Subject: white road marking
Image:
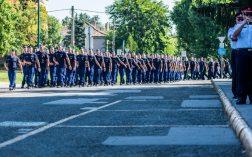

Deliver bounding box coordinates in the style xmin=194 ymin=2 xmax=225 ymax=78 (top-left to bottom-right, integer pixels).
xmin=102 ymin=90 xmax=141 ymax=93
xmin=96 ymin=109 xmax=223 ymax=111
xmin=16 ymin=129 xmax=33 ymax=134
xmin=125 ymin=96 xmax=163 ymax=100
xmin=0 ymin=100 xmax=121 ymax=149
xmin=0 ymin=121 xmax=46 ymax=127
xmin=55 ymin=125 xmax=229 ymax=128
xmin=181 ymin=100 xmax=222 ymax=107
xmin=44 ymin=98 xmax=106 ymax=105
xmin=80 ymin=107 xmax=98 ymax=110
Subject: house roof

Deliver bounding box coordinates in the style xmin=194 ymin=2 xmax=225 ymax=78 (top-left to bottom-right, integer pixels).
xmin=59 ymin=22 xmax=108 ymax=37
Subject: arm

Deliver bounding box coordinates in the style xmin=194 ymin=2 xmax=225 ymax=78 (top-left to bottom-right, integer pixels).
xmin=66 ymin=57 xmax=72 ymax=70
xmin=95 ymin=59 xmax=101 ymax=68
xmin=73 ymin=58 xmax=76 ymax=71
xmin=36 ymin=59 xmax=41 ymax=72
xmin=18 ymin=61 xmax=23 ymax=74
xmin=233 ymin=18 xmax=250 ymax=38
xmin=118 ymin=59 xmax=126 ymax=67
xmin=4 ymin=62 xmax=8 ymax=71
xmin=53 ymin=57 xmax=59 ymax=65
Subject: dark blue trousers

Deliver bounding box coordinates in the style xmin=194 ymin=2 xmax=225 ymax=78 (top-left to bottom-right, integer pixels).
xmin=79 ymin=65 xmax=86 ymax=85
xmin=104 ymin=67 xmax=110 ymax=84
xmin=35 ymin=67 xmax=39 ymax=85
xmin=39 ymin=65 xmax=47 ymax=86
xmin=167 ymin=68 xmax=171 ymax=81
xmin=8 ymin=69 xmax=17 ymax=88
xmin=88 ymin=67 xmax=94 ymax=84
xmin=50 ymin=65 xmax=57 ymax=86
xmin=184 ymin=69 xmax=189 ymax=80
xmin=126 ymin=67 xmax=132 ymax=83
xmin=208 ymin=69 xmax=213 ymax=79
xmin=66 ymin=66 xmax=74 ymax=86
xmin=199 ymin=68 xmax=204 ymax=80
xmin=154 ymin=67 xmax=160 ymax=83
xmin=111 ymin=67 xmax=117 ymax=84
xmin=138 ymin=69 xmax=142 ymax=83
xmin=119 ymin=67 xmax=125 ymax=83
xmin=132 ymin=68 xmax=138 ymax=83
xmin=191 ymin=68 xmax=195 ymax=79
xmin=56 ymin=65 xmax=65 ymax=86
xmin=94 ymin=67 xmax=101 ymax=84
xmin=27 ymin=66 xmax=35 ymax=87
xmin=22 ymin=65 xmax=27 ymax=86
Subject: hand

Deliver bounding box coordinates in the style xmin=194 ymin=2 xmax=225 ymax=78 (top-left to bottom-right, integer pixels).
xmin=46 ymin=67 xmax=49 ymax=71
xmin=151 ymin=68 xmax=152 ymax=70
xmin=21 ymin=70 xmax=23 ymax=74
xmin=124 ymin=64 xmax=127 ymax=68
xmin=69 ymin=66 xmax=72 ymax=70
xmin=55 ymin=61 xmax=59 ymax=65
xmin=100 ymin=67 xmax=102 ymax=70
xmin=243 ymin=17 xmax=250 ymax=25
xmin=133 ymin=66 xmax=135 ymax=68
xmin=5 ymin=67 xmax=9 ymax=71
xmin=73 ymin=67 xmax=75 ymax=72
xmin=143 ymin=69 xmax=146 ymax=73
xmin=50 ymin=63 xmax=54 ymax=66
xmin=154 ymin=67 xmax=156 ymax=70
xmin=88 ymin=68 xmax=90 ymax=71
xmin=38 ymin=67 xmax=41 ymax=72
xmin=165 ymin=69 xmax=167 ymax=72
xmin=27 ymin=62 xmax=31 ymax=65
xmin=160 ymin=70 xmax=162 ymax=73
xmin=104 ymin=68 xmax=106 ymax=72
xmin=110 ymin=70 xmax=112 ymax=73
xmin=65 ymin=64 xmax=67 ymax=68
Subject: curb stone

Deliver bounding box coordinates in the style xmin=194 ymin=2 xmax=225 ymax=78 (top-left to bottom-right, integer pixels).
xmin=212 ymin=80 xmax=252 ymax=157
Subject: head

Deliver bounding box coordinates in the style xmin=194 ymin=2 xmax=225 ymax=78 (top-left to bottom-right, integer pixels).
xmin=204 ymin=58 xmax=206 ymax=62
xmin=39 ymin=44 xmax=43 ymax=52
xmin=89 ymin=49 xmax=93 ymax=55
xmin=235 ymin=12 xmax=244 ymax=23
xmin=137 ymin=54 xmax=141 ymax=59
xmin=127 ymin=53 xmax=131 ymax=59
xmin=105 ymin=51 xmax=108 ymax=57
xmin=35 ymin=47 xmax=38 ymax=52
xmin=96 ymin=49 xmax=100 ymax=56
xmin=132 ymin=51 xmax=135 ymax=57
xmin=80 ymin=48 xmax=84 ymax=54
xmin=68 ymin=47 xmax=71 ymax=53
xmin=121 ymin=52 xmax=124 ymax=57
xmin=151 ymin=54 xmax=154 ymax=59
xmin=58 ymin=45 xmax=62 ymax=52
xmin=11 ymin=49 xmax=15 ymax=56
xmin=112 ymin=51 xmax=115 ymax=57
xmin=215 ymin=59 xmax=218 ymax=62
xmin=226 ymin=58 xmax=229 ymax=62
xmin=147 ymin=53 xmax=150 ymax=58
xmin=76 ymin=51 xmax=79 ymax=55
xmin=168 ymin=55 xmax=171 ymax=59
xmin=242 ymin=6 xmax=252 ymax=20
xmin=164 ymin=55 xmax=167 ymax=59
xmin=200 ymin=57 xmax=203 ymax=61
xmin=72 ymin=49 xmax=75 ymax=54
xmin=50 ymin=46 xmax=54 ymax=54
xmin=46 ymin=48 xmax=49 ymax=53
xmin=29 ymin=46 xmax=33 ymax=54
xmin=209 ymin=58 xmax=212 ymax=62
xmin=197 ymin=58 xmax=200 ymax=62
xmin=185 ymin=57 xmax=188 ymax=61
xmin=191 ymin=57 xmax=194 ymax=61
xmin=23 ymin=46 xmax=27 ymax=53
xmin=142 ymin=53 xmax=145 ymax=58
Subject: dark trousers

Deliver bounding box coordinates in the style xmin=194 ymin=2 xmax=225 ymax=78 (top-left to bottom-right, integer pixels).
xmin=237 ymin=50 xmax=252 ymax=101
xmin=8 ymin=69 xmax=17 ymax=88
xmin=39 ymin=65 xmax=47 ymax=86
xmin=66 ymin=66 xmax=74 ymax=86
xmin=79 ymin=65 xmax=86 ymax=85
xmin=50 ymin=65 xmax=57 ymax=86
xmin=35 ymin=67 xmax=39 ymax=85
xmin=231 ymin=49 xmax=238 ymax=96
xmin=167 ymin=68 xmax=171 ymax=81
xmin=154 ymin=67 xmax=160 ymax=83
xmin=138 ymin=69 xmax=142 ymax=83
xmin=104 ymin=67 xmax=110 ymax=84
xmin=111 ymin=67 xmax=117 ymax=83
xmin=208 ymin=69 xmax=213 ymax=79
xmin=94 ymin=67 xmax=101 ymax=84
xmin=150 ymin=70 xmax=154 ymax=82
xmin=22 ymin=65 xmax=27 ymax=86
xmin=142 ymin=69 xmax=146 ymax=83
xmin=56 ymin=65 xmax=65 ymax=86
xmin=132 ymin=68 xmax=138 ymax=83
xmin=214 ymin=69 xmax=221 ymax=79
xmin=184 ymin=69 xmax=189 ymax=80
xmin=126 ymin=67 xmax=132 ymax=83
xmin=199 ymin=68 xmax=204 ymax=80
xmin=119 ymin=67 xmax=125 ymax=83
xmin=191 ymin=68 xmax=195 ymax=79
xmin=146 ymin=67 xmax=151 ymax=82
xmin=88 ymin=67 xmax=94 ymax=84
xmin=27 ymin=66 xmax=35 ymax=87
xmin=159 ymin=68 xmax=164 ymax=82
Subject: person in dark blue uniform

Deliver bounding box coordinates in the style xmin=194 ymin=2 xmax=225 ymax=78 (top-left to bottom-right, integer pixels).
xmin=150 ymin=54 xmax=155 ymax=83
xmin=219 ymin=58 xmax=226 ymax=79
xmin=111 ymin=51 xmax=126 ymax=85
xmin=66 ymin=46 xmax=76 ymax=87
xmin=145 ymin=53 xmax=152 ymax=83
xmin=159 ymin=54 xmax=165 ymax=83
xmin=136 ymin=54 xmax=146 ymax=84
xmin=24 ymin=46 xmax=41 ymax=89
xmin=203 ymin=58 xmax=208 ymax=78
xmin=94 ymin=49 xmax=104 ymax=86
xmin=126 ymin=54 xmax=133 ymax=85
xmin=4 ymin=49 xmax=23 ymax=90
xmin=166 ymin=55 xmax=172 ymax=83
xmin=20 ymin=46 xmax=28 ymax=88
xmin=183 ymin=57 xmax=190 ymax=80
xmin=153 ymin=54 xmax=163 ymax=84
xmin=36 ymin=44 xmax=49 ymax=88
xmin=103 ymin=51 xmax=112 ymax=86
xmin=208 ymin=58 xmax=214 ymax=80
xmin=53 ymin=44 xmax=71 ymax=88
xmin=195 ymin=58 xmax=200 ymax=80
xmin=224 ymin=58 xmax=232 ymax=78
xmin=87 ymin=49 xmax=101 ymax=87
xmin=190 ymin=57 xmax=196 ymax=80
xmin=132 ymin=55 xmax=141 ymax=85
xmin=34 ymin=47 xmax=40 ymax=87
xmin=119 ymin=52 xmax=129 ymax=85
xmin=74 ymin=50 xmax=79 ymax=86
xmin=199 ymin=57 xmax=205 ymax=80
xmin=77 ymin=48 xmax=89 ymax=87
xmin=232 ymin=6 xmax=252 ymax=104
xmin=45 ymin=48 xmax=49 ymax=86
xmin=213 ymin=58 xmax=221 ymax=79
xmin=48 ymin=46 xmax=57 ymax=87
xmin=141 ymin=53 xmax=148 ymax=84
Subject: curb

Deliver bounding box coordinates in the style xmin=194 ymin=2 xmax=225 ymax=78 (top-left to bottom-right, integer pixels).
xmin=212 ymin=80 xmax=252 ymax=157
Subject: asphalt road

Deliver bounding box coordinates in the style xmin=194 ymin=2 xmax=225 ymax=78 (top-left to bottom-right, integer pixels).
xmin=0 ymin=80 xmax=246 ymax=157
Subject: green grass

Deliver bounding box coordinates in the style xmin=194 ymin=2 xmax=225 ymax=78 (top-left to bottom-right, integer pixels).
xmin=0 ymin=70 xmax=23 ymax=84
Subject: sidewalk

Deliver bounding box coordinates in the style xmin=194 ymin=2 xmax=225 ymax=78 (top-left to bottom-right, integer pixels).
xmin=214 ymin=79 xmax=252 ymax=128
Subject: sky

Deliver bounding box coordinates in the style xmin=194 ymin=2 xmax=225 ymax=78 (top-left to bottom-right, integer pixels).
xmin=48 ymin=0 xmax=178 ymax=26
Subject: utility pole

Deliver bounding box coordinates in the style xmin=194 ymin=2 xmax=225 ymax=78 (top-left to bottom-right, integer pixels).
xmin=71 ymin=6 xmax=75 ymax=48
xmin=112 ymin=18 xmax=115 ymax=51
xmin=236 ymin=0 xmax=239 ymax=12
xmin=37 ymin=0 xmax=40 ymax=47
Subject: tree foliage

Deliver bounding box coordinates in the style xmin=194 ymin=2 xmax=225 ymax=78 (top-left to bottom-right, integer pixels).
xmin=106 ymin=0 xmax=173 ymax=54
xmin=0 ymin=0 xmax=22 ymax=56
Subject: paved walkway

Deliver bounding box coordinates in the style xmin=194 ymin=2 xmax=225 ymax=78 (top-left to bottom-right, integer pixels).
xmin=215 ymin=79 xmax=252 ymax=128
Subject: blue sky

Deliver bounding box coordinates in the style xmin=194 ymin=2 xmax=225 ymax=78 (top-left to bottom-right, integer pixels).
xmin=48 ymin=0 xmax=177 ymax=25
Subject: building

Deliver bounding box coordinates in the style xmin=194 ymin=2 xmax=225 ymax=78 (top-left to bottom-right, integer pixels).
xmin=60 ymin=21 xmax=109 ymax=52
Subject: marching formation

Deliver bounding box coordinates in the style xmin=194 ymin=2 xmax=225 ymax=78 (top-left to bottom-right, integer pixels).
xmin=4 ymin=43 xmax=232 ymax=91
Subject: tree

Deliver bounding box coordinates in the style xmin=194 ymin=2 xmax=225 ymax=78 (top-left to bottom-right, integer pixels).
xmin=106 ymin=0 xmax=172 ymax=54
xmin=0 ymin=0 xmax=22 ymax=56
xmin=124 ymin=33 xmax=138 ymax=53
xmin=41 ymin=16 xmax=63 ymax=48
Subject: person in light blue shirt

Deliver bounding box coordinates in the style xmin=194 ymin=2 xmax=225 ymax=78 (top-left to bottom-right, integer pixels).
xmin=233 ymin=6 xmax=252 ymax=104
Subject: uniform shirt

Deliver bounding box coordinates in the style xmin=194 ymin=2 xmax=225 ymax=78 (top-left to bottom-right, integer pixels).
xmin=208 ymin=61 xmax=213 ymax=69
xmin=88 ymin=55 xmax=97 ymax=68
xmin=161 ymin=58 xmax=167 ymax=68
xmin=5 ymin=56 xmax=20 ymax=70
xmin=104 ymin=57 xmax=111 ymax=67
xmin=199 ymin=61 xmax=205 ymax=70
xmin=49 ymin=53 xmax=55 ymax=66
xmin=19 ymin=53 xmax=27 ymax=66
xmin=36 ymin=51 xmax=48 ymax=66
xmin=111 ymin=57 xmax=120 ymax=68
xmin=128 ymin=58 xmax=134 ymax=68
xmin=25 ymin=53 xmax=38 ymax=67
xmin=139 ymin=59 xmax=145 ymax=67
xmin=142 ymin=58 xmax=149 ymax=67
xmin=167 ymin=59 xmax=172 ymax=68
xmin=228 ymin=26 xmax=237 ymax=49
xmin=54 ymin=51 xmax=68 ymax=65
xmin=119 ymin=56 xmax=127 ymax=67
xmin=184 ymin=61 xmax=189 ymax=68
xmin=95 ymin=55 xmax=103 ymax=68
xmin=214 ymin=62 xmax=219 ymax=70
xmin=153 ymin=58 xmax=162 ymax=68
xmin=233 ymin=22 xmax=252 ymax=48
xmin=68 ymin=53 xmax=76 ymax=66
xmin=147 ymin=57 xmax=153 ymax=67
xmin=77 ymin=54 xmax=88 ymax=66
xmin=225 ymin=61 xmax=230 ymax=70
xmin=133 ymin=59 xmax=140 ymax=69
xmin=190 ymin=61 xmax=196 ymax=68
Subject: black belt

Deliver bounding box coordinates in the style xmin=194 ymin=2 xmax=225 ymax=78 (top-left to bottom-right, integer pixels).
xmin=237 ymin=48 xmax=252 ymax=51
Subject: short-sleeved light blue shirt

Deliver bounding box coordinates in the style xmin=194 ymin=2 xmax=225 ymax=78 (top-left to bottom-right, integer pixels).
xmin=234 ymin=22 xmax=252 ymax=48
